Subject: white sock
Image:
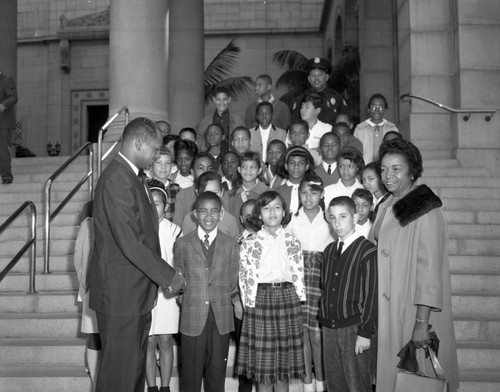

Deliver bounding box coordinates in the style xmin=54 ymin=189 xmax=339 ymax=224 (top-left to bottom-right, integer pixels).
xmin=316 ymin=379 xmax=326 ymax=391
xmin=303 ymin=381 xmax=315 ymax=392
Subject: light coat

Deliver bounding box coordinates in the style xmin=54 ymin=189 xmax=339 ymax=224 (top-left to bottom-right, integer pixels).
xmin=369 ymin=192 xmax=459 ymax=392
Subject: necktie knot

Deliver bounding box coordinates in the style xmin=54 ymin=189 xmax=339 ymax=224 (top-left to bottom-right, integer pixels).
xmin=337 ymin=241 xmax=344 ymax=257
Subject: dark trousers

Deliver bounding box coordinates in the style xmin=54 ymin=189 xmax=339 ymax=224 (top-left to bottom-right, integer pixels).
xmin=0 ymin=128 xmax=13 ymax=180
xmin=234 ymin=315 xmax=253 ymax=392
xmin=180 ymin=307 xmax=231 ymax=392
xmin=95 ymin=311 xmax=152 ymax=392
xmin=322 ymin=324 xmax=372 ymax=392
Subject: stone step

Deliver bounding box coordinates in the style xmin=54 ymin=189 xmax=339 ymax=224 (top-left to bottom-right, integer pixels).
xmin=422 ymin=167 xmax=490 ymax=178
xmin=12 ymin=156 xmax=88 ymax=168
xmin=0 ymin=313 xmax=83 ymax=339
xmin=0 ymin=211 xmax=81 ymax=228
xmin=0 ymin=189 xmax=88 ymax=204
xmin=449 ymin=238 xmax=500 ymax=256
xmin=0 ymin=255 xmax=74 ymax=274
xmin=450 ymin=255 xmax=500 ymax=274
xmin=452 ymin=292 xmax=500 ymax=317
xmin=0 ymin=239 xmax=75 ymax=258
xmin=444 ymin=211 xmax=500 ymax=225
xmin=0 ymin=337 xmax=237 ymax=368
xmin=0 ymin=272 xmax=78 ymax=292
xmin=0 ymin=225 xmax=79 ymax=242
xmin=0 ymin=201 xmax=87 ymax=219
xmin=439 ymin=187 xmax=500 ymax=199
xmin=459 ymin=370 xmax=500 ymax=392
xmin=443 ymin=198 xmax=500 ymax=211
xmin=0 ymin=291 xmax=80 ymax=313
xmin=451 ymin=272 xmax=500 ymax=293
xmin=454 ymin=315 xmax=500 ymax=342
xmin=423 ymin=177 xmax=500 ymax=189
xmin=457 ymin=340 xmax=500 ymax=371
xmin=448 ymin=224 xmax=500 ymax=239
xmin=0 ymin=367 xmax=266 ymax=392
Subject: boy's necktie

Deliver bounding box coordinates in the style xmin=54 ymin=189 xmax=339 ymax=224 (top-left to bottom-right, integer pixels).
xmin=204 ymin=233 xmax=210 ymax=249
xmin=327 ymin=164 xmax=332 ymax=175
xmin=337 ymin=241 xmax=344 ymax=257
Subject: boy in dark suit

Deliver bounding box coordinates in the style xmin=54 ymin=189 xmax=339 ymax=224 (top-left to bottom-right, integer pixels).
xmin=174 ymin=191 xmax=242 ymax=392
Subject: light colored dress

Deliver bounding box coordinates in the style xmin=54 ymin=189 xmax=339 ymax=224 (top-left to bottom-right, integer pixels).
xmin=149 ymin=218 xmax=182 ymax=335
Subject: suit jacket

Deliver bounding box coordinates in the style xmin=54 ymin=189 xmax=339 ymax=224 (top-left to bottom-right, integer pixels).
xmin=0 ymin=74 xmax=18 ymax=128
xmin=88 ymin=155 xmax=177 ymax=317
xmin=174 ymin=229 xmax=240 ymax=336
xmin=249 ymin=125 xmax=287 ymax=162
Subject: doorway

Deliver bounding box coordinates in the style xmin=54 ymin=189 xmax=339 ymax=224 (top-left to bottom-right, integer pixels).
xmin=87 ymin=105 xmax=109 ymax=143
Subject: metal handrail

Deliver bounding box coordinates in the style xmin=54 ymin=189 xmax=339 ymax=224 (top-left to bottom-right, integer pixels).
xmin=0 ymin=201 xmax=37 ymax=294
xmin=43 ymin=142 xmax=94 ymax=274
xmin=97 ymin=106 xmax=129 ymax=177
xmin=400 ymin=93 xmax=496 ymax=121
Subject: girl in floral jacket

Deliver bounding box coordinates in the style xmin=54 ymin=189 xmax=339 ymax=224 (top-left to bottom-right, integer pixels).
xmin=236 ymin=190 xmax=306 ymax=392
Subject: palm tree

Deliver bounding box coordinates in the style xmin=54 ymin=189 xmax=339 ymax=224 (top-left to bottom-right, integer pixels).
xmin=204 ymin=39 xmax=254 ymax=102
xmin=272 ymin=46 xmax=360 ymax=121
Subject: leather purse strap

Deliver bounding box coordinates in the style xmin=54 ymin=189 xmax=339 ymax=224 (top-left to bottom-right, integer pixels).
xmin=427 ymin=347 xmax=446 ymax=381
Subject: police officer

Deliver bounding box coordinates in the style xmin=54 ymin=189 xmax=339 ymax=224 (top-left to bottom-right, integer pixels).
xmin=291 ymin=57 xmax=348 ymax=126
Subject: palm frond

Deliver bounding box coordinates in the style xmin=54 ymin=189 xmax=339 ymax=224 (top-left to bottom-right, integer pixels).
xmin=275 ymin=69 xmax=309 ymax=90
xmin=272 ymin=50 xmax=308 ymax=71
xmin=205 ymin=76 xmax=255 ymax=102
xmin=204 ymin=40 xmax=241 ymax=90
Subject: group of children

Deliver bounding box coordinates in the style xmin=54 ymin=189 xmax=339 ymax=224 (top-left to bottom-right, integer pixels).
xmin=79 ymin=78 xmax=403 ymax=392
xmin=127 ymin=85 xmax=406 ymax=392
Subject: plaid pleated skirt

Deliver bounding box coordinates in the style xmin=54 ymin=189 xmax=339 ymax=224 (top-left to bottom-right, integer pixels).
xmin=302 ymin=250 xmax=323 ymax=332
xmin=236 ymin=282 xmax=305 ymax=384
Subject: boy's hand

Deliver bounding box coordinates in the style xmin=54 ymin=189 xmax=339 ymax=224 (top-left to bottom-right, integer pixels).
xmin=233 ymin=301 xmax=244 ymax=320
xmin=355 ymin=336 xmax=371 ymax=355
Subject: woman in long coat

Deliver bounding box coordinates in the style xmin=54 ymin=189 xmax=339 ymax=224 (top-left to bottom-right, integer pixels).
xmin=369 ymin=139 xmax=459 ymax=391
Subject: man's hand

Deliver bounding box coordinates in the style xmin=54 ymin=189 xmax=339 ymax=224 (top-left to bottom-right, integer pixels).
xmin=233 ymin=301 xmax=244 ymax=320
xmin=0 ymin=104 xmax=6 ymax=113
xmin=355 ymin=336 xmax=371 ymax=355
xmin=164 ymin=270 xmax=185 ymax=295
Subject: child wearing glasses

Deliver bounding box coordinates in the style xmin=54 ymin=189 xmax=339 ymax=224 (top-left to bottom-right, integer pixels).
xmin=353 ymin=94 xmax=399 ymax=164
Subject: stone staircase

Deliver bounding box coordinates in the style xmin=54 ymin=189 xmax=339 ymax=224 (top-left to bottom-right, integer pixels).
xmin=0 ymin=155 xmax=499 ymax=392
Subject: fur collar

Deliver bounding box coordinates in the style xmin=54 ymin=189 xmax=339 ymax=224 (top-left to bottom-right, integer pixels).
xmin=393 ymin=185 xmax=442 ymax=227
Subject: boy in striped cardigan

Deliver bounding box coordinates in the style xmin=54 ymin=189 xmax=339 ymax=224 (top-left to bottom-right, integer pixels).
xmin=319 ymin=196 xmax=377 ymax=392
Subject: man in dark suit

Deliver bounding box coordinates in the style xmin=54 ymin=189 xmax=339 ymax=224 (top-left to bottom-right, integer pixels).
xmin=88 ymin=117 xmax=185 ymax=392
xmin=0 ymin=71 xmax=18 ymax=184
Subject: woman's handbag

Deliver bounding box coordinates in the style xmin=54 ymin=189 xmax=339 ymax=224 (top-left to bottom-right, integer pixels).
xmin=394 ymin=342 xmax=449 ymax=392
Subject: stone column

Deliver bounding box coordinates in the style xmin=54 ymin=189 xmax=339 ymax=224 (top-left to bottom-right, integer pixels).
xmin=358 ymin=0 xmax=398 ymax=124
xmin=0 ymin=0 xmax=17 ymax=82
xmin=396 ymin=0 xmax=454 ymax=155
xmin=106 ymin=0 xmax=169 ymax=142
xmin=168 ymin=0 xmax=205 ymax=134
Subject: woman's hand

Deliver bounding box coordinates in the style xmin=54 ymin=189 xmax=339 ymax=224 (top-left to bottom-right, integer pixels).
xmin=412 ymin=320 xmax=430 ymax=347
xmin=412 ymin=305 xmax=432 ymax=348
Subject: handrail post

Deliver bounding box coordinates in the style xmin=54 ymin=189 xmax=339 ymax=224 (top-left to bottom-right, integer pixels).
xmin=89 ymin=147 xmax=94 ymax=199
xmin=28 ymin=203 xmax=37 ymax=294
xmin=43 ymin=179 xmax=52 ymax=274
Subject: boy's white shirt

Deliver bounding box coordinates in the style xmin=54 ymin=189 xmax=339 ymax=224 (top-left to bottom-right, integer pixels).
xmin=306 ymin=120 xmax=332 ymax=149
xmin=338 ymin=230 xmax=360 ymax=254
xmin=355 ymin=220 xmax=372 ymax=239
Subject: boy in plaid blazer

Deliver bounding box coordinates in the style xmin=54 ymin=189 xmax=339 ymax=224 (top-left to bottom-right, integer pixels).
xmin=174 ymin=191 xmax=242 ymax=392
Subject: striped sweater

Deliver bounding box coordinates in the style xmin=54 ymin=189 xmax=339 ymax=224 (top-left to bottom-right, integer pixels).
xmin=319 ymin=237 xmax=378 ymax=338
